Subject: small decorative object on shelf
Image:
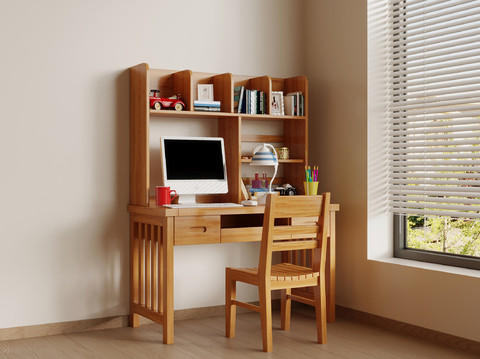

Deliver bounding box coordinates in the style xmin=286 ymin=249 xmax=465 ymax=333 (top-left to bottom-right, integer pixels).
xmin=275 ymin=147 xmax=289 ymax=159
xmin=275 ymin=183 xmax=296 ymax=196
xmin=149 ymin=90 xmax=185 ymax=111
xmin=197 ymin=84 xmax=214 ymax=101
xmin=271 ymin=91 xmax=284 ymax=115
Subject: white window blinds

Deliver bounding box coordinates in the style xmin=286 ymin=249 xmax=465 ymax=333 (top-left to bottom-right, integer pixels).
xmin=388 ymin=0 xmax=480 ymax=219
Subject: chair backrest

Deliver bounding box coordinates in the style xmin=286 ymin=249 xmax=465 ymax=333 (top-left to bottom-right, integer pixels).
xmin=258 ymin=193 xmax=331 ymax=281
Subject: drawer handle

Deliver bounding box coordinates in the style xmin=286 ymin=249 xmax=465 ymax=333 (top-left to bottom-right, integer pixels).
xmin=189 ymin=226 xmax=207 ymax=233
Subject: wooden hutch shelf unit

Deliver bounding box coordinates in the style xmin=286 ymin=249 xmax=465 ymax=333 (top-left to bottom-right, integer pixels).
xmin=129 ymin=63 xmax=309 ymax=207
xmin=128 ymin=64 xmax=339 ymax=345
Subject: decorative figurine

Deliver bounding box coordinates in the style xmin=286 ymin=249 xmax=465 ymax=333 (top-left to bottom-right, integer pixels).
xmin=149 ymin=90 xmax=186 ymax=111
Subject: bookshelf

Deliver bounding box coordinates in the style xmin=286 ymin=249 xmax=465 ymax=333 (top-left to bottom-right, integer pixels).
xmin=129 ymin=63 xmax=309 ymax=206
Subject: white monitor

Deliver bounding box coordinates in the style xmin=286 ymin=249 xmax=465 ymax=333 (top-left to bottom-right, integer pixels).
xmin=159 ymin=136 xmax=229 ymax=204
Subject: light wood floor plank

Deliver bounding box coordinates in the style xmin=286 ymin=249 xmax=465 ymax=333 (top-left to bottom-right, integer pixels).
xmin=1 ymin=309 xmax=478 ymax=359
xmin=64 ymin=332 xmax=132 ymax=359
xmin=91 ymin=328 xmax=165 ymax=359
xmin=0 ymin=339 xmax=39 ymax=359
xmin=19 ymin=337 xmax=70 ymax=359
xmin=136 ymin=323 xmax=228 ymax=359
xmin=44 ymin=334 xmax=101 ymax=359
xmin=110 ymin=326 xmax=196 ymax=359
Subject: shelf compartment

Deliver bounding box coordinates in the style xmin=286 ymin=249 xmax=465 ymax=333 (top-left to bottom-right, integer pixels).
xmin=191 ymin=72 xmax=233 ymax=113
xmin=149 ymin=68 xmax=192 ymax=111
xmin=232 ymin=75 xmax=272 ymax=114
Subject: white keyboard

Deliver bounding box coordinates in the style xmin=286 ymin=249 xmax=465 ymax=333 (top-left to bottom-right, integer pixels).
xmin=164 ymin=203 xmax=243 ymax=209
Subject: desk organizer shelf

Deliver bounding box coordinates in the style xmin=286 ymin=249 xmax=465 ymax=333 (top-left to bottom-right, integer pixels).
xmin=129 ymin=63 xmax=309 ymax=206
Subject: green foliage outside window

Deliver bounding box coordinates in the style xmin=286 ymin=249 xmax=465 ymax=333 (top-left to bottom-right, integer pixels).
xmin=408 ymin=216 xmax=480 ymax=257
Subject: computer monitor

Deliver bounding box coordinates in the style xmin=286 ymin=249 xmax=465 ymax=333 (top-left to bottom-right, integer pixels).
xmin=159 ymin=136 xmax=229 ymax=204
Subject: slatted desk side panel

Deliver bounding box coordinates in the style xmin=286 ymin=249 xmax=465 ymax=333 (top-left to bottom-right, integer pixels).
xmin=130 ymin=214 xmax=165 ymax=326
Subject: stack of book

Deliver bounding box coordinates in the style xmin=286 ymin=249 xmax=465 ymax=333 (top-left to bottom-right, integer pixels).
xmin=284 ymin=91 xmax=305 ymax=116
xmin=234 ymin=86 xmax=267 ymax=114
xmin=194 ymin=100 xmax=221 ymax=112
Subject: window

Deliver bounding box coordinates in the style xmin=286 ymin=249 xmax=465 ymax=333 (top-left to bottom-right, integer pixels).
xmin=388 ymin=0 xmax=480 ymax=269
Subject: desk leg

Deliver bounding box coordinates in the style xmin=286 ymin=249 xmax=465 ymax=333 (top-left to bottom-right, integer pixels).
xmin=326 ymin=210 xmax=336 ymax=323
xmin=162 ymin=217 xmax=174 ymax=344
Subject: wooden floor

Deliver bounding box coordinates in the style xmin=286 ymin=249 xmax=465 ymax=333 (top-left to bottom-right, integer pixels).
xmin=0 ymin=307 xmax=477 ymax=359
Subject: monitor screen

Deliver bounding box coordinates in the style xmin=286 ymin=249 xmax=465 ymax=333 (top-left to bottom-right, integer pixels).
xmin=160 ymin=137 xmax=228 ymax=203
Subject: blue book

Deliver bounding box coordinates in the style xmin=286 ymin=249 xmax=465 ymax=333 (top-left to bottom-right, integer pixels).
xmin=194 ymin=100 xmax=221 ymax=108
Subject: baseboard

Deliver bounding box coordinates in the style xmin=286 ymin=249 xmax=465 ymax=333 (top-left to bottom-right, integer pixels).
xmin=0 ymin=315 xmax=130 ymax=341
xmin=335 ymin=305 xmax=480 ymax=356
xmin=0 ymin=300 xmax=280 ymax=341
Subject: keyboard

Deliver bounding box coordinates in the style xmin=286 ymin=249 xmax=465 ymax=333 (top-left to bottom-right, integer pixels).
xmin=164 ymin=203 xmax=243 ymax=209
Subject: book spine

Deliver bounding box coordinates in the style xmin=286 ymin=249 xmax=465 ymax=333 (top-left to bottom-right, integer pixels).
xmin=238 ymin=86 xmax=245 ymax=113
xmin=194 ymin=107 xmax=221 ymax=112
xmin=250 ymin=90 xmax=256 ymax=114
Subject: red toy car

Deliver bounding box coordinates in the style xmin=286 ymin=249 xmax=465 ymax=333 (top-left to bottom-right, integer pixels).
xmin=149 ymin=90 xmax=185 ymax=111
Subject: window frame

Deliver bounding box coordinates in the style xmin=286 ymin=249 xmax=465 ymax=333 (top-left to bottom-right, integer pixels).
xmin=394 ymin=214 xmax=480 ymax=270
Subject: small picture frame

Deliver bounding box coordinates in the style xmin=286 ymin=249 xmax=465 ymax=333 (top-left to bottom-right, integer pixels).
xmin=271 ymin=91 xmax=284 ymax=116
xmin=197 ymin=84 xmax=214 ymax=101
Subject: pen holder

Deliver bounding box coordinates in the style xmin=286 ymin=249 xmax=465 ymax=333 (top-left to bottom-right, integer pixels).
xmin=304 ymin=182 xmax=319 ymax=195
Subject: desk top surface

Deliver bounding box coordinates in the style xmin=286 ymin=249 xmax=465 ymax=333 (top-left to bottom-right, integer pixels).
xmin=127 ymin=203 xmax=340 ymax=217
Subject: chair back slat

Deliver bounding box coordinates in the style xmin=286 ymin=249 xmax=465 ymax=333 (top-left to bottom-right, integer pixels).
xmin=272 ymin=225 xmax=319 ymax=237
xmin=272 ymin=195 xmax=324 ymax=219
xmin=272 ymin=240 xmax=318 ymax=252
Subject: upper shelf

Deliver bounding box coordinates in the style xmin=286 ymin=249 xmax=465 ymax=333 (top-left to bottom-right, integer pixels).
xmin=142 ymin=64 xmax=308 ymax=115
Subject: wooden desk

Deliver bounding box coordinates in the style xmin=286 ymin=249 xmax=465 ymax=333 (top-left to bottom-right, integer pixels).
xmin=127 ymin=203 xmax=339 ymax=344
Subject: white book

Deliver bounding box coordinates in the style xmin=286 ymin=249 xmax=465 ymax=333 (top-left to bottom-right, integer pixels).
xmin=250 ymin=90 xmax=257 ymax=114
xmin=284 ymin=95 xmax=295 ymax=116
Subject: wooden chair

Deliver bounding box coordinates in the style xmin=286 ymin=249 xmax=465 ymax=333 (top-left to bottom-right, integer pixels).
xmin=225 ymin=193 xmax=331 ymax=352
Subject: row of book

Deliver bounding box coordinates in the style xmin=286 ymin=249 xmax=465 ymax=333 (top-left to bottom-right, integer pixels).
xmin=284 ymin=92 xmax=305 ymax=116
xmin=193 ymin=90 xmax=304 ymax=115
xmin=234 ymin=86 xmax=268 ymax=114
xmin=194 ymin=100 xmax=220 ymax=112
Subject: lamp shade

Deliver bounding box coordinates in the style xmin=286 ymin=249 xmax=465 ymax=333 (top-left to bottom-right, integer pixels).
xmin=251 ymin=144 xmax=278 ymax=166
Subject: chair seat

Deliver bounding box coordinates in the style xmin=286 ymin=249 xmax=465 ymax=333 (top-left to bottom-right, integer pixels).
xmin=230 ymin=262 xmax=320 ymax=282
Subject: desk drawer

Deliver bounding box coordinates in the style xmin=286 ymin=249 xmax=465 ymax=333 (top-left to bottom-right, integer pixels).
xmin=174 ymin=216 xmax=220 ymax=245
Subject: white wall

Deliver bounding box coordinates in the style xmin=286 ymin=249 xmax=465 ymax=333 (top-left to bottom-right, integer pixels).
xmin=306 ymin=0 xmax=480 ymax=343
xmin=0 ymin=0 xmax=305 ymax=329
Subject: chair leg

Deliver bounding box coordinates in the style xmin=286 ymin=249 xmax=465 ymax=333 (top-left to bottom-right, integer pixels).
xmin=258 ymin=284 xmax=273 ymax=352
xmin=281 ymin=288 xmax=291 ymax=330
xmin=225 ymin=269 xmax=236 ymax=338
xmin=313 ymin=278 xmax=327 ymax=344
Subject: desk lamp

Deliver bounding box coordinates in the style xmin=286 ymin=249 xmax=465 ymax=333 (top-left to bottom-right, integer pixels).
xmin=251 ymin=144 xmax=278 ymax=204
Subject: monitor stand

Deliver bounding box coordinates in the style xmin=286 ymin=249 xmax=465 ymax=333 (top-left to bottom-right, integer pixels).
xmin=177 ymin=194 xmax=196 ymax=204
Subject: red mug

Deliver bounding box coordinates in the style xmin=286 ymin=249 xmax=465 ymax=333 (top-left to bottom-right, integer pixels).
xmin=156 ymin=186 xmax=178 ymax=206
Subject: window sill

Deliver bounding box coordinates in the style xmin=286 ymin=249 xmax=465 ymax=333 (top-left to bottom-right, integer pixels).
xmin=369 ymin=256 xmax=480 ymax=279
